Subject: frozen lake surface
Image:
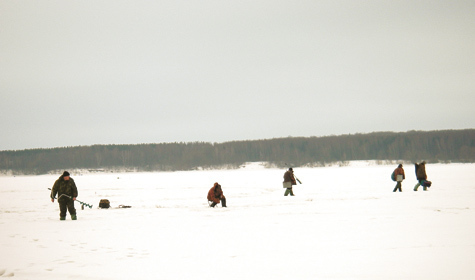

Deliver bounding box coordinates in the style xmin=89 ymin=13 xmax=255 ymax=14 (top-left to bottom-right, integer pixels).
xmin=1 ymin=162 xmax=475 ymax=279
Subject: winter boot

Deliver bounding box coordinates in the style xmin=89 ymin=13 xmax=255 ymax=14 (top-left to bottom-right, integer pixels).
xmin=210 ymin=202 xmax=217 ymax=208
xmin=71 ymin=215 xmax=77 ymax=220
xmin=221 ymin=197 xmax=227 ymax=207
xmin=60 ymin=216 xmax=66 ymax=220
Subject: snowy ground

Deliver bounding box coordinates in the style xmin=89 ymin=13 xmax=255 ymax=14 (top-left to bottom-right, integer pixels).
xmin=1 ymin=162 xmax=475 ymax=280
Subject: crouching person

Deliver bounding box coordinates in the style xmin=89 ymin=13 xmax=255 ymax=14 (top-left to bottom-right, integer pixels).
xmin=207 ymin=182 xmax=227 ymax=207
xmin=50 ymin=171 xmax=78 ymax=220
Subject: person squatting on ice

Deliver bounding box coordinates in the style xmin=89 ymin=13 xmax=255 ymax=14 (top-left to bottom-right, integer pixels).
xmin=208 ymin=182 xmax=227 ymax=207
xmin=50 ymin=171 xmax=78 ymax=220
xmin=413 ymin=161 xmax=430 ymax=191
xmin=283 ymin=167 xmax=297 ymax=196
xmin=393 ymin=164 xmax=405 ymax=192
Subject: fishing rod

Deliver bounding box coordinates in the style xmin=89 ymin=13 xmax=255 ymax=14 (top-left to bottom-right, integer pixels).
xmin=48 ymin=188 xmax=93 ymax=209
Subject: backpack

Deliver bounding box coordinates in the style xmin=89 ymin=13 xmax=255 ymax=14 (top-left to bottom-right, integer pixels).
xmin=99 ymin=199 xmax=110 ymax=209
xmin=391 ymin=170 xmax=396 ymax=181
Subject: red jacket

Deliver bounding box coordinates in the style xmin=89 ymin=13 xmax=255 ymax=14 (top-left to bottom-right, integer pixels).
xmin=207 ymin=183 xmax=225 ymax=203
xmin=394 ymin=167 xmax=405 ymax=179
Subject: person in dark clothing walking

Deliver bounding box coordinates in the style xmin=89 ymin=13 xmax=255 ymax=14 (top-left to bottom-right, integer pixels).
xmin=50 ymin=171 xmax=78 ymax=220
xmin=413 ymin=161 xmax=430 ymax=191
xmin=207 ymin=182 xmax=227 ymax=207
xmin=393 ymin=164 xmax=405 ymax=192
xmin=283 ymin=168 xmax=297 ymax=196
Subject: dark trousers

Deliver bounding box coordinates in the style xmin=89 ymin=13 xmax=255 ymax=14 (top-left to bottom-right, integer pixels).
xmin=284 ymin=188 xmax=294 ymax=196
xmin=393 ymin=182 xmax=402 ymax=192
xmin=210 ymin=197 xmax=227 ymax=207
xmin=59 ymin=199 xmax=76 ymax=218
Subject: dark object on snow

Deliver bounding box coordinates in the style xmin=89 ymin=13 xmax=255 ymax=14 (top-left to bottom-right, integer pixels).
xmin=99 ymin=199 xmax=110 ymax=209
xmin=118 ymin=205 xmax=132 ymax=208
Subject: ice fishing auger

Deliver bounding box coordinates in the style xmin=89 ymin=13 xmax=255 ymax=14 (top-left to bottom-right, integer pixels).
xmin=48 ymin=188 xmax=93 ymax=209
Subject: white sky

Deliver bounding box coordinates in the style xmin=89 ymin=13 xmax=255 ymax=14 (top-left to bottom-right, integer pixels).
xmin=1 ymin=0 xmax=474 ymax=151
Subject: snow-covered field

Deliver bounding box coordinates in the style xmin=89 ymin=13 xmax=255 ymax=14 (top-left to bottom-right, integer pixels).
xmin=1 ymin=162 xmax=475 ymax=280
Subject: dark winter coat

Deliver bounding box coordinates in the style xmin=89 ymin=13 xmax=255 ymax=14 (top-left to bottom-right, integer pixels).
xmin=207 ymin=183 xmax=225 ymax=204
xmin=283 ymin=170 xmax=297 ymax=185
xmin=415 ymin=163 xmax=427 ymax=180
xmin=51 ymin=176 xmax=78 ymax=203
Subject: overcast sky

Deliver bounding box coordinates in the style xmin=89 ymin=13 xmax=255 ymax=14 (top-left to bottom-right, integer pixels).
xmin=1 ymin=1 xmax=474 ymax=151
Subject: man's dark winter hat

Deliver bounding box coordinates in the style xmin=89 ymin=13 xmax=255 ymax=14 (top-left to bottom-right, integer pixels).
xmin=289 ymin=167 xmax=293 ymax=171
xmin=62 ymin=171 xmax=70 ymax=177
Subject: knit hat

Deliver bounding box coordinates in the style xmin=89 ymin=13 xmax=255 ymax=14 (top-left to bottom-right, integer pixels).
xmin=62 ymin=171 xmax=70 ymax=177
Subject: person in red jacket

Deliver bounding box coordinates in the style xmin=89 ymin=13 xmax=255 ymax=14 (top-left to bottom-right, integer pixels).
xmin=207 ymin=182 xmax=227 ymax=207
xmin=393 ymin=164 xmax=405 ymax=192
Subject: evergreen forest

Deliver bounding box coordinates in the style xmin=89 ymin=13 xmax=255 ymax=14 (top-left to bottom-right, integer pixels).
xmin=1 ymin=129 xmax=474 ymax=174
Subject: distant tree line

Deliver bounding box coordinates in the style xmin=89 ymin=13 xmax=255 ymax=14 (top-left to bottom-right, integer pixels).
xmin=0 ymin=129 xmax=474 ymax=174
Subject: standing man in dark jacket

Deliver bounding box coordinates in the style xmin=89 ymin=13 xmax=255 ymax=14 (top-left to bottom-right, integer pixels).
xmin=50 ymin=171 xmax=78 ymax=220
xmin=283 ymin=168 xmax=297 ymax=196
xmin=413 ymin=161 xmax=429 ymax=191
